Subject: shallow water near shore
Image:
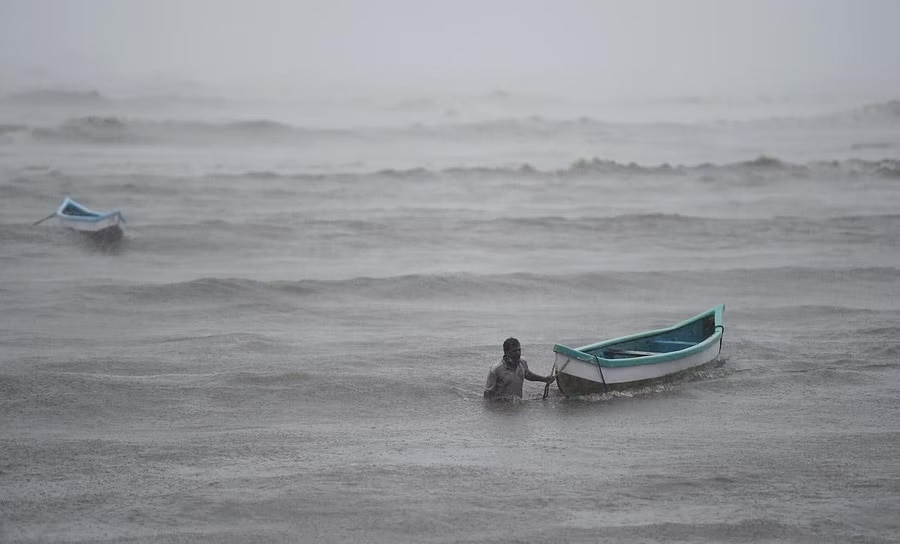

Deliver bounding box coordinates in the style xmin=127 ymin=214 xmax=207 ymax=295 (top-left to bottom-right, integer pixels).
xmin=1 ymin=89 xmax=899 ymax=543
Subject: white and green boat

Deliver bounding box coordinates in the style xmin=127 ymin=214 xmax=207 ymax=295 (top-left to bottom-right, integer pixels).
xmin=54 ymin=197 xmax=125 ymax=242
xmin=551 ymin=304 xmax=725 ymax=396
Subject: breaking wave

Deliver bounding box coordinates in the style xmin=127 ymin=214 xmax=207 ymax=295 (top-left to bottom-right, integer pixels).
xmin=1 ymin=89 xmax=109 ymax=107
xmin=219 ymin=156 xmax=900 ymax=181
xmin=4 ymin=97 xmax=898 ymax=147
xmin=854 ymin=99 xmax=900 ymax=120
xmin=82 ymin=267 xmax=900 ymax=306
xmin=20 ymin=115 xmax=327 ymax=145
xmin=31 ymin=116 xmax=138 ymax=144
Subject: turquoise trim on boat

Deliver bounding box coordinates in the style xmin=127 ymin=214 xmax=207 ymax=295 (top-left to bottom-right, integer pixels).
xmin=553 ymin=304 xmax=724 ymax=368
xmin=56 ymin=197 xmax=126 ymax=224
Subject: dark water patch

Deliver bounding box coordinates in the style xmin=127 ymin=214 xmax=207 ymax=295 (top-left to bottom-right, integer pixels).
xmin=2 ymin=168 xmax=74 ymax=197
xmin=2 ymin=88 xmax=109 ymax=107
xmin=128 ymin=221 xmax=298 ymax=254
xmin=851 ymin=141 xmax=895 ymax=151
xmin=122 ymin=93 xmax=230 ymax=110
xmin=331 ymin=270 xmax=688 ymax=301
xmin=0 ymin=223 xmax=63 ymax=243
xmin=117 ymin=221 xmax=296 ymax=255
xmin=76 ymin=266 xmax=900 ymax=308
xmin=1 ymin=365 xmax=376 ymax=428
xmin=25 ymin=116 xmax=354 ymax=146
xmin=0 ymin=123 xmax=28 ymax=140
xmin=337 ymin=273 xmax=504 ymax=299
xmin=89 ymin=175 xmax=188 ymax=196
xmin=116 ymin=212 xmax=895 ymax=257
xmin=775 ymin=364 xmax=888 ymax=386
xmin=188 ymin=220 xmax=295 ymax=238
xmin=32 ymin=116 xmax=140 ymax=145
xmin=147 ymin=332 xmax=288 ymax=355
xmin=0 ymin=370 xmax=198 ymax=423
xmin=739 ymin=267 xmax=900 ymax=287
xmin=219 ymin=371 xmax=312 ymax=388
xmin=268 ymin=370 xmax=462 ymax=412
xmin=465 ymin=212 xmax=900 ymax=253
xmin=714 ymin=98 xmax=900 ymax=129
xmin=17 ymin=117 xmax=262 ymax=146
xmin=861 ymin=343 xmax=900 ymax=362
xmin=732 ymin=154 xmax=800 ymax=170
xmin=102 ymin=277 xmax=315 ymax=306
xmin=568 ymin=157 xmax=684 ymax=176
xmin=817 ymin=158 xmax=900 ymax=179
xmin=0 ymin=182 xmax=37 ymax=199
xmin=230 ymin=170 xmax=289 ymax=180
xmin=30 ymin=227 xmax=128 ymax=255
xmin=856 ymin=99 xmax=900 ymax=120
xmin=764 ymin=303 xmax=887 ymax=319
xmin=152 ymin=118 xmax=333 ymax=143
xmin=572 ymin=518 xmax=808 ymax=543
xmin=36 ymin=356 xmax=200 ymax=377
xmin=441 ymin=212 xmax=893 ymax=248
xmin=133 ymin=220 xmax=296 ymax=237
xmin=857 ymin=325 xmax=900 ymax=338
xmin=747 ymin=305 xmax=900 ymax=345
xmin=859 ymin=361 xmax=900 ymax=371
xmin=471 ymin=213 xmax=712 ymax=245
xmin=219 ymin=119 xmax=293 ymax=134
xmin=4 ymin=365 xmax=463 ymax=422
xmin=873 ymin=160 xmax=900 ymax=178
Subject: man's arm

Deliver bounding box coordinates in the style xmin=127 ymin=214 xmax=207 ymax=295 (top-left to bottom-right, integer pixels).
xmin=523 ymin=360 xmax=554 ymax=383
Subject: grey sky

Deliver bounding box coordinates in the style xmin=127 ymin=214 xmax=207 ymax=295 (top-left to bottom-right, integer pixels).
xmin=1 ymin=0 xmax=898 ymax=96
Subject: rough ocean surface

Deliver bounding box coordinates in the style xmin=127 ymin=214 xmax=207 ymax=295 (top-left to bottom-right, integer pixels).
xmin=1 ymin=89 xmax=899 ymax=543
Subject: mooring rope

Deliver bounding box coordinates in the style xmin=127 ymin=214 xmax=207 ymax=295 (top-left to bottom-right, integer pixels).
xmin=715 ymin=324 xmax=725 ymax=355
xmin=592 ymin=354 xmax=609 ymax=394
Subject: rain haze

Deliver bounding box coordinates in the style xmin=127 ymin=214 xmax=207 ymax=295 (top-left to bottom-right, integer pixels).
xmin=2 ymin=2 xmax=900 ymax=544
xmin=2 ymin=0 xmax=900 ymax=98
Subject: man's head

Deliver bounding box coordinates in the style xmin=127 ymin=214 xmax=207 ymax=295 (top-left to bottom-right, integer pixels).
xmin=503 ymin=337 xmax=521 ymax=362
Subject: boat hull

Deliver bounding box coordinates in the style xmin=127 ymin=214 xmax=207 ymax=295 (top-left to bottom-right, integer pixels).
xmin=57 ymin=213 xmax=124 ymax=233
xmin=553 ymin=340 xmax=722 ymax=396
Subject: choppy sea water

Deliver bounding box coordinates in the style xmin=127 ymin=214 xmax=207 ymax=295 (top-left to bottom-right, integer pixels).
xmin=1 ymin=90 xmax=899 ymax=543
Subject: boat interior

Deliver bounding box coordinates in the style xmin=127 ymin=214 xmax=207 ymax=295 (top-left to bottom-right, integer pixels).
xmin=587 ymin=314 xmax=717 ymax=359
xmin=61 ymin=203 xmax=98 ymax=217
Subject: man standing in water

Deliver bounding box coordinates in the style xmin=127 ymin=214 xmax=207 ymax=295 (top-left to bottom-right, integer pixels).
xmin=483 ymin=337 xmax=555 ymax=400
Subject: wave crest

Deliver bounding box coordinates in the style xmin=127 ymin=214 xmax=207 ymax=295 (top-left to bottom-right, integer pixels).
xmin=2 ymin=88 xmax=108 ymax=107
xmin=857 ymin=99 xmax=900 ymax=120
xmin=32 ymin=115 xmax=136 ymax=144
xmin=224 ymin=156 xmax=900 ymax=182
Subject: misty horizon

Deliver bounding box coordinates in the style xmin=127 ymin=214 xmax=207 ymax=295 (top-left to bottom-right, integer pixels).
xmin=2 ymin=0 xmax=900 ymax=101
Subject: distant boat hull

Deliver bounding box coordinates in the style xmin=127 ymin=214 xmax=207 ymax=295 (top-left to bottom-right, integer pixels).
xmin=55 ymin=197 xmax=125 ymax=239
xmin=552 ymin=305 xmax=724 ymax=396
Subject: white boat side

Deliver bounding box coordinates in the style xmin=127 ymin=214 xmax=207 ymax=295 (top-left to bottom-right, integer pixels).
xmin=55 ymin=197 xmax=126 ymax=233
xmin=554 ymin=339 xmax=721 ymax=385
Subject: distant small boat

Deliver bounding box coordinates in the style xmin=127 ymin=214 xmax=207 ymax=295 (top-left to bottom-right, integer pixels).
xmin=55 ymin=197 xmax=126 ymax=241
xmin=552 ymin=304 xmax=725 ymax=396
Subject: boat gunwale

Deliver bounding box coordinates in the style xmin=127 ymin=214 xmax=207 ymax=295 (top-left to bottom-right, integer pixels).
xmin=552 ymin=304 xmax=724 ymax=368
xmin=56 ymin=197 xmax=126 ymax=224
